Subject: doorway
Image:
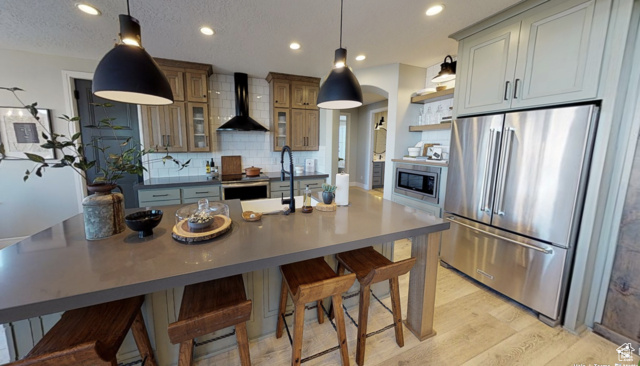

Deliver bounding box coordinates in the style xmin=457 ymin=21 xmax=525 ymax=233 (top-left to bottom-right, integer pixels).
xmin=338 ymin=113 xmax=349 ymax=173
xmin=74 ymin=79 xmax=142 ymax=208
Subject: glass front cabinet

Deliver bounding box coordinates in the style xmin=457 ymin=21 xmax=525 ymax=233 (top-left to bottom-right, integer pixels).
xmin=187 ymin=102 xmax=210 ymax=152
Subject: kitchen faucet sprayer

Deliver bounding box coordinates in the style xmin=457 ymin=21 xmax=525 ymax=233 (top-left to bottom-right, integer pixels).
xmin=280 ymin=146 xmax=295 ymax=214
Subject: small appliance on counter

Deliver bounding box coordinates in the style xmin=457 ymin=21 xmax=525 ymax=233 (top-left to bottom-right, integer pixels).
xmin=305 ymin=158 xmax=315 ymax=172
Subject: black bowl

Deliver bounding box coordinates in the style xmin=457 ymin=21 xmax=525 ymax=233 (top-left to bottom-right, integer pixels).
xmin=125 ymin=210 xmax=163 ymax=238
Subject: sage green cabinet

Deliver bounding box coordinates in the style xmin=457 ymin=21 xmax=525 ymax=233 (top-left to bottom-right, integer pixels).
xmin=137 ymin=185 xmax=220 ymax=207
xmin=455 ymin=0 xmax=610 ymax=116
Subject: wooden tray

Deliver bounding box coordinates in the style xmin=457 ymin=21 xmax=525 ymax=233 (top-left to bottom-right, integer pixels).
xmin=172 ymin=215 xmax=232 ymax=244
xmin=315 ymin=202 xmax=336 ymax=212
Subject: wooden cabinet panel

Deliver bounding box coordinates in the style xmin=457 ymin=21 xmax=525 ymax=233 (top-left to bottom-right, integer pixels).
xmin=512 ymin=0 xmax=606 ymax=108
xmin=185 ymin=70 xmax=208 ymax=103
xmin=305 ymin=110 xmax=319 ymax=150
xmin=141 ymin=105 xmax=165 ymax=149
xmin=273 ymin=81 xmax=290 ymax=108
xmin=165 ymin=103 xmax=188 ymax=152
xmin=163 ymin=67 xmax=184 ymax=102
xmin=187 ymin=102 xmax=210 ymax=152
xmin=291 ymin=82 xmax=318 ymax=110
xmin=456 ymin=20 xmax=520 ymax=116
xmin=291 ymin=83 xmax=305 ymax=109
xmin=290 ymin=109 xmax=306 ymax=150
xmin=305 ymin=85 xmax=319 ymax=110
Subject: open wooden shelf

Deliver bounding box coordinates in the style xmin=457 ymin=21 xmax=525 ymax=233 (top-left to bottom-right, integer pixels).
xmin=411 ymin=88 xmax=454 ymax=104
xmin=409 ymin=122 xmax=451 ymax=132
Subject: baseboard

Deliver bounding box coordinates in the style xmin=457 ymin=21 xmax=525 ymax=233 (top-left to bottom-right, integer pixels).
xmin=593 ymin=322 xmax=640 ymax=351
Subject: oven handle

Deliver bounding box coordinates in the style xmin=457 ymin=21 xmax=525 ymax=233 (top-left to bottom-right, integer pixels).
xmin=445 ymin=216 xmax=553 ymax=254
xmin=222 ymin=181 xmax=270 ymax=188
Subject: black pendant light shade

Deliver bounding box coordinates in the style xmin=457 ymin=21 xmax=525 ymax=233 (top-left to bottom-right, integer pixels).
xmin=92 ymin=5 xmax=173 ymax=105
xmin=93 ymin=44 xmax=173 ymax=105
xmin=317 ymin=49 xmax=363 ymax=110
xmin=432 ymin=55 xmax=457 ymax=83
xmin=316 ymin=0 xmax=363 ymax=110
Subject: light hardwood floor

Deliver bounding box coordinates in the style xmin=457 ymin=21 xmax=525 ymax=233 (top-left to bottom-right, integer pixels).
xmin=196 ymin=239 xmax=639 ymax=366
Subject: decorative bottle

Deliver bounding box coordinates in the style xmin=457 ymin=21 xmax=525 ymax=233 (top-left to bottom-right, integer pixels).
xmin=302 ymin=185 xmax=313 ymax=213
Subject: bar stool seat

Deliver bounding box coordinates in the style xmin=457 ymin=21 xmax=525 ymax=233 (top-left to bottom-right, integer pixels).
xmin=276 ymin=257 xmax=356 ymax=366
xmin=9 ymin=296 xmax=157 ymax=366
xmin=335 ymin=246 xmax=416 ymax=366
xmin=168 ymin=275 xmax=252 ymax=366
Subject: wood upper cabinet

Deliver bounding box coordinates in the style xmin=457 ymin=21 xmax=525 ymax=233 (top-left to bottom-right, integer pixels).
xmin=162 ymin=67 xmax=185 ymax=102
xmin=267 ymin=72 xmax=321 ymax=151
xmin=141 ymin=103 xmax=188 ymax=152
xmin=144 ymin=59 xmax=212 ymax=151
xmin=291 ymin=82 xmax=319 ymax=110
xmin=454 ymin=0 xmax=609 ymax=116
xmin=273 ymin=81 xmax=290 ymax=108
xmin=185 ymin=70 xmax=208 ymax=102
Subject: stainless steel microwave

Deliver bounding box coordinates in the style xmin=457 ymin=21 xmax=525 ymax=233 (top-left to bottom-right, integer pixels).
xmin=394 ymin=164 xmax=440 ymax=204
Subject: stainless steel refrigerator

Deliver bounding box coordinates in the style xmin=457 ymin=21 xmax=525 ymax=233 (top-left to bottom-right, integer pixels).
xmin=441 ymin=104 xmax=598 ymax=325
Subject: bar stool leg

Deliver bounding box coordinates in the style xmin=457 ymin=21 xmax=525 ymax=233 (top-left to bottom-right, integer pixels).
xmin=329 ymin=262 xmax=347 ymax=320
xmin=331 ymin=293 xmax=350 ymax=366
xmin=178 ymin=339 xmax=194 ymax=366
xmin=292 ymin=303 xmax=306 ymax=366
xmin=276 ymin=277 xmax=288 ymax=339
xmin=356 ymin=284 xmax=371 ymax=366
xmin=131 ymin=309 xmax=158 ymax=366
xmin=235 ymin=322 xmax=251 ymax=366
xmin=389 ymin=277 xmax=405 ymax=347
xmin=317 ymin=300 xmax=324 ymax=324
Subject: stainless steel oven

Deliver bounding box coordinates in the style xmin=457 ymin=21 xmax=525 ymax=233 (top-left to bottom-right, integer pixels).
xmin=394 ymin=163 xmax=440 ymax=204
xmin=221 ymin=177 xmax=270 ymax=201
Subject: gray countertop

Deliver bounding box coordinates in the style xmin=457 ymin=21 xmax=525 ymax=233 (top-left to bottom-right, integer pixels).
xmin=0 ymin=188 xmax=448 ymax=324
xmin=135 ymin=171 xmax=329 ymax=190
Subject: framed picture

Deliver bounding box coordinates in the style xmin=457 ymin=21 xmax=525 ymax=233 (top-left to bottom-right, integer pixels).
xmin=0 ymin=106 xmax=55 ymax=159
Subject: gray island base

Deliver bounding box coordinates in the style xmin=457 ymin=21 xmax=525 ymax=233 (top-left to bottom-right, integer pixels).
xmin=0 ymin=188 xmax=449 ymax=364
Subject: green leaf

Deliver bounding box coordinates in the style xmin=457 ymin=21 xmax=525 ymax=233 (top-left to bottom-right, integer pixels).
xmin=41 ymin=132 xmax=49 ymax=140
xmin=25 ymin=153 xmax=45 ymax=163
xmin=71 ymin=132 xmax=82 ymax=141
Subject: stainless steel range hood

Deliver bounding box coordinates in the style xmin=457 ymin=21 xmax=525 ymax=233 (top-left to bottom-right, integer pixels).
xmin=217 ymin=73 xmax=268 ymax=132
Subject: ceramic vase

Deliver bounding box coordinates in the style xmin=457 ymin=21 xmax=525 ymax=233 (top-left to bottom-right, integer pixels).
xmin=322 ymin=191 xmax=334 ymax=204
xmin=82 ymin=184 xmax=125 ymax=240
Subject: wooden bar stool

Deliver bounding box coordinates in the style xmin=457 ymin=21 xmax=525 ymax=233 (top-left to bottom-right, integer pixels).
xmin=276 ymin=257 xmax=356 ymax=366
xmin=335 ymin=246 xmax=416 ymax=366
xmin=168 ymin=275 xmax=252 ymax=366
xmin=8 ymin=296 xmax=157 ymax=366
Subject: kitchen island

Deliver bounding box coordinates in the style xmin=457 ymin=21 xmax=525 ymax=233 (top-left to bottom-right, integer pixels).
xmin=0 ymin=188 xmax=448 ymax=364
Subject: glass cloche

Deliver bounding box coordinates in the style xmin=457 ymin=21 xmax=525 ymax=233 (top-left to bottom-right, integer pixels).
xmin=175 ymin=198 xmax=230 ymax=230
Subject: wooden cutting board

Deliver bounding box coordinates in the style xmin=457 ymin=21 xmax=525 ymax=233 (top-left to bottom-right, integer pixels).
xmin=221 ymin=156 xmax=242 ymax=176
xmin=172 ymin=215 xmax=232 ymax=244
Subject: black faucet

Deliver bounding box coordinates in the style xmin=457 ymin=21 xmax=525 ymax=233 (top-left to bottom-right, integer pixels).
xmin=280 ymin=145 xmax=295 ymax=214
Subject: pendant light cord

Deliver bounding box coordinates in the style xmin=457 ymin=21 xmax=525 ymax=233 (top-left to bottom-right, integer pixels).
xmin=126 ymin=0 xmax=131 ymax=15
xmin=340 ymin=0 xmax=343 ymax=48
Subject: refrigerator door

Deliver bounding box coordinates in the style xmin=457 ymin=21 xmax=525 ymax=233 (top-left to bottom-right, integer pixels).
xmin=441 ymin=214 xmax=566 ymax=320
xmin=492 ymin=105 xmax=596 ymax=247
xmin=445 ymin=114 xmax=504 ymax=224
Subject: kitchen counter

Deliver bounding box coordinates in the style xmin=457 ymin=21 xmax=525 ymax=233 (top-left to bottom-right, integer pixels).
xmin=264 ymin=170 xmax=329 ymax=180
xmin=0 ymin=188 xmax=448 ymax=346
xmin=134 ymin=175 xmax=220 ymax=190
xmin=392 ymin=158 xmax=448 ymax=167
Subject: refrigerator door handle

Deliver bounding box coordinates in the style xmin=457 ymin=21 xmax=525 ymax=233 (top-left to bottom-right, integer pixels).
xmin=495 ymin=127 xmax=514 ymax=216
xmin=445 ymin=216 xmax=553 ymax=254
xmin=479 ymin=128 xmax=499 ymax=213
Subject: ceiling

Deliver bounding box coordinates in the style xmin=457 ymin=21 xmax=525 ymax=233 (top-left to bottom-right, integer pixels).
xmin=0 ymin=0 xmax=521 ymax=80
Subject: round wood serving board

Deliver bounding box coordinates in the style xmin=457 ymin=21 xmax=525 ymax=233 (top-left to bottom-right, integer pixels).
xmin=315 ymin=202 xmax=337 ymax=212
xmin=172 ymin=215 xmax=232 ymax=244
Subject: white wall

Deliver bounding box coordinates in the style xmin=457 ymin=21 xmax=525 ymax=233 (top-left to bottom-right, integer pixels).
xmin=0 ymin=49 xmax=97 ymax=239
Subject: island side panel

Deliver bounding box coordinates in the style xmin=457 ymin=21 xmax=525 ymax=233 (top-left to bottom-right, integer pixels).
xmin=405 ymin=232 xmax=441 ymax=340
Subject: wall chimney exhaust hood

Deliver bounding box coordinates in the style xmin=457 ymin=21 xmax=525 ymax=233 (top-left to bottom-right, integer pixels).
xmin=217 ymin=73 xmax=268 ymax=132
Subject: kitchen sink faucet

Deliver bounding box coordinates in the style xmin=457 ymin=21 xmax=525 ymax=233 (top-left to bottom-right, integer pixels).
xmin=280 ymin=145 xmax=295 ymax=214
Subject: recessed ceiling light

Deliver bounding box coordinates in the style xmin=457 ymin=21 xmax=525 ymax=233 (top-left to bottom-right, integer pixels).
xmin=355 ymin=55 xmax=366 ymax=61
xmin=290 ymin=42 xmax=301 ymax=50
xmin=76 ymin=3 xmax=101 ymax=16
xmin=200 ymin=27 xmax=214 ymax=36
xmin=426 ymin=4 xmax=444 ymax=16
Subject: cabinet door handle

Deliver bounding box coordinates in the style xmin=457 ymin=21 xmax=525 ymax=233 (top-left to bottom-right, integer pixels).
xmin=205 ymin=135 xmax=208 ymax=147
xmin=513 ymin=79 xmax=520 ymax=99
xmin=195 ymin=191 xmax=209 ymax=194
xmin=167 ymin=134 xmax=171 ymax=147
xmin=275 ymin=100 xmax=278 ymax=103
xmin=152 ymin=194 xmax=169 ymax=197
xmin=504 ymin=81 xmax=510 ymax=101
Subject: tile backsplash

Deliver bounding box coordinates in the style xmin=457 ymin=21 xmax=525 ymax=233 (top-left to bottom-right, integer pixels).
xmin=144 ymin=73 xmax=325 ymax=178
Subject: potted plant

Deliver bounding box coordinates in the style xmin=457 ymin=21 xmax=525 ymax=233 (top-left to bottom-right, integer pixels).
xmin=322 ymin=183 xmax=337 ymax=204
xmin=0 ymin=87 xmax=190 ymax=239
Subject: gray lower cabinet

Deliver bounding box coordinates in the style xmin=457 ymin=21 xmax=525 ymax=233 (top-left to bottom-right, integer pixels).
xmin=372 ymin=162 xmax=385 ymax=188
xmin=137 ymin=185 xmax=221 ymax=207
xmin=271 ymin=177 xmax=326 ymax=198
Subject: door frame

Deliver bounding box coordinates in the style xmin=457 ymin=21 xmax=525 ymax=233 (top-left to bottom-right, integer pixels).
xmin=338 ymin=112 xmax=351 ymax=174
xmin=61 ymin=70 xmax=93 ymax=213
xmin=367 ymin=107 xmax=387 ymax=190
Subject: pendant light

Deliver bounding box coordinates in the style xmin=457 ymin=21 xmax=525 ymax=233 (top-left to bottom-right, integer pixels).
xmin=316 ymin=0 xmax=363 ymax=110
xmin=92 ymin=0 xmax=173 ymax=105
xmin=431 ymin=55 xmax=457 ymax=83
